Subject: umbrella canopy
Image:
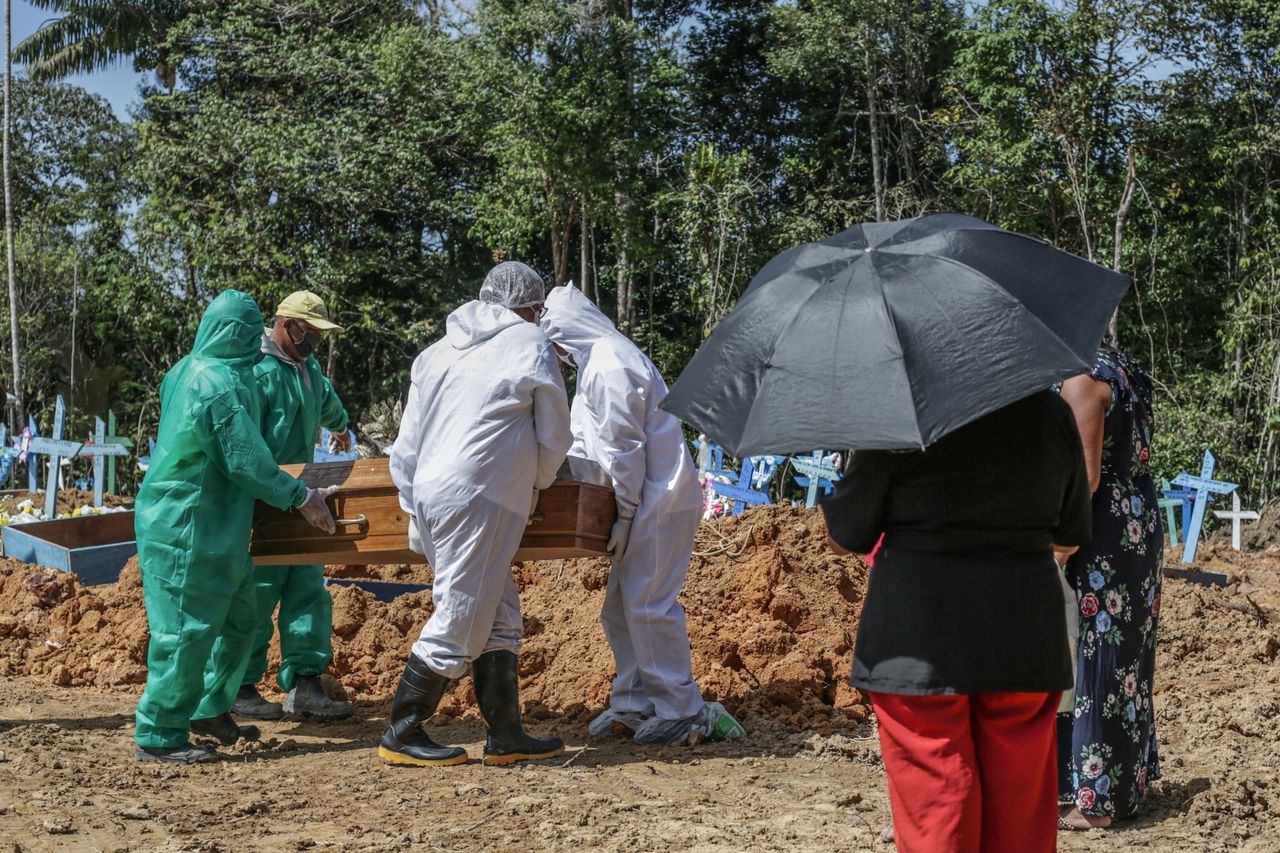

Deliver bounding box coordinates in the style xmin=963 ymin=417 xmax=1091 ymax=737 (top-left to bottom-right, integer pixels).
xmin=662 ymin=213 xmax=1129 ymax=456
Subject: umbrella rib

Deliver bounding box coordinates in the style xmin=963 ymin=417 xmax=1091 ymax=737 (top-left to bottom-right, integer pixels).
xmin=888 ymin=252 xmax=1092 ymax=447
xmin=735 ymin=277 xmax=830 ymax=451
xmin=889 ymin=250 xmax=1091 ymax=361
xmin=870 ymin=251 xmax=925 ymax=449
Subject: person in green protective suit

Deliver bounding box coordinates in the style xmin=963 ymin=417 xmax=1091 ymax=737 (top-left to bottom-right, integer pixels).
xmin=231 ymin=290 xmax=356 ymax=721
xmin=133 ymin=290 xmax=338 ymax=764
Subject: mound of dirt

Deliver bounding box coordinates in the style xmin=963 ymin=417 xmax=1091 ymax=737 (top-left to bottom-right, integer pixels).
xmin=1239 ymin=499 xmax=1280 ymax=550
xmin=0 ymin=556 xmax=150 ymax=688
xmin=0 ymin=505 xmax=872 ymax=730
xmin=0 ymin=488 xmax=132 ymax=517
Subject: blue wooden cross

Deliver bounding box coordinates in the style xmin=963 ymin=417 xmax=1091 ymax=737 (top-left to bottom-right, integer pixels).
xmin=1171 ymin=450 xmax=1238 ymax=564
xmin=23 ymin=415 xmax=39 ymax=492
xmin=700 ymin=439 xmax=782 ymax=515
xmin=104 ymin=409 xmax=133 ymax=496
xmin=27 ymin=396 xmax=83 ymax=518
xmin=1157 ymin=478 xmax=1185 ymax=547
xmin=79 ymin=416 xmax=130 ymax=508
xmin=0 ymin=423 xmax=20 ymax=484
xmin=790 ymin=450 xmax=842 ymax=508
xmin=137 ymin=437 xmax=156 ymax=472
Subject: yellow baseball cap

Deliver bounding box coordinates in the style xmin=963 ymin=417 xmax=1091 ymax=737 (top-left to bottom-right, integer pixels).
xmin=276 ymin=290 xmax=344 ymax=332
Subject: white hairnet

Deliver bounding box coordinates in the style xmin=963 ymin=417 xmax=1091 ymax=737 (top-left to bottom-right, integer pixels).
xmin=479 ymin=262 xmax=546 ymax=310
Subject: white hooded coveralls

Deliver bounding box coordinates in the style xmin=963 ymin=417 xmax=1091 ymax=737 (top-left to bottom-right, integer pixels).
xmin=390 ymin=301 xmax=572 ymax=679
xmin=542 ymin=284 xmax=705 ymax=721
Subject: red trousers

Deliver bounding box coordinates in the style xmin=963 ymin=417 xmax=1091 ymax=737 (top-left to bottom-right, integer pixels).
xmin=870 ymin=691 xmax=1059 ymax=853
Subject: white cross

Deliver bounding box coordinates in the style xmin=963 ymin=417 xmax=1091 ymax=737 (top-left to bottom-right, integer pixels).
xmin=1213 ymin=491 xmax=1259 ymax=551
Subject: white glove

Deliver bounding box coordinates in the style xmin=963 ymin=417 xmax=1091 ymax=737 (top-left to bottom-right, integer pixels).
xmin=408 ymin=516 xmax=424 ymax=554
xmin=298 ymin=485 xmax=338 ymax=534
xmin=328 ymin=429 xmax=352 ymax=454
xmin=527 ymin=488 xmax=541 ymax=526
xmin=607 ymin=508 xmax=635 ymax=560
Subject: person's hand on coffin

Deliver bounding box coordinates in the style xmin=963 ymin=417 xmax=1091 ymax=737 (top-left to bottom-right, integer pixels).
xmin=607 ymin=506 xmax=635 ymax=560
xmin=298 ymin=485 xmax=339 ymax=534
xmin=328 ymin=429 xmax=352 ymax=454
xmin=408 ymin=515 xmax=424 ymax=554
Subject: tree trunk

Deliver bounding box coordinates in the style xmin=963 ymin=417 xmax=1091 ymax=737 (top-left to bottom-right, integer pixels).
xmin=579 ymin=200 xmax=591 ymax=296
xmin=3 ymin=0 xmax=20 ymax=423
xmin=865 ymin=38 xmax=885 ymax=222
xmin=1107 ymin=146 xmax=1137 ymax=345
xmin=614 ymin=189 xmax=632 ymax=334
xmin=612 ymin=0 xmax=635 ymax=334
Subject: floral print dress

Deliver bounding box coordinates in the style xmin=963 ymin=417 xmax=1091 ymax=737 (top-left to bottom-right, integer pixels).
xmin=1059 ymin=349 xmax=1163 ymax=819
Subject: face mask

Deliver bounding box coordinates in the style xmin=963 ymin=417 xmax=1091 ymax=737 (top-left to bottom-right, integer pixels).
xmin=288 ymin=322 xmax=322 ymax=358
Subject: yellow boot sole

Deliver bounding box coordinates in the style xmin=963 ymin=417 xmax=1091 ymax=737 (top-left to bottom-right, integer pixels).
xmin=378 ymin=745 xmax=469 ymax=767
xmin=482 ymin=744 xmax=566 ymax=766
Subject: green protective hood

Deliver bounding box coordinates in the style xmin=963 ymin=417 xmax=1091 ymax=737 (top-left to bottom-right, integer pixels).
xmin=192 ymin=290 xmax=266 ymax=369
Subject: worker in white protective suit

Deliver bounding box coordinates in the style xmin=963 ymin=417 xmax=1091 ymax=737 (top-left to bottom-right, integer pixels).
xmin=540 ymin=284 xmax=745 ymax=746
xmin=382 ymin=262 xmax=573 ymax=767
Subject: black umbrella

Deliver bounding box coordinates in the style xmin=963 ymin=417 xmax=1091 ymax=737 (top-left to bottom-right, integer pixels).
xmin=662 ymin=213 xmax=1129 ymax=456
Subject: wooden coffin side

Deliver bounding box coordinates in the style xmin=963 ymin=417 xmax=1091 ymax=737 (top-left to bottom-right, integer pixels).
xmin=517 ymin=482 xmax=616 ymax=560
xmin=251 ymin=460 xmax=617 ymax=566
xmin=252 ymin=487 xmax=416 ymax=565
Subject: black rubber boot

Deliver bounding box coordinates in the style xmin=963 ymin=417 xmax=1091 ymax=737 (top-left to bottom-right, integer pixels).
xmin=190 ymin=712 xmax=260 ymax=747
xmin=284 ymin=675 xmax=355 ymax=720
xmin=472 ymin=650 xmax=564 ymax=766
xmin=378 ymin=656 xmax=468 ymax=767
xmin=134 ymin=742 xmax=217 ymax=763
xmin=233 ymin=684 xmax=284 ymax=721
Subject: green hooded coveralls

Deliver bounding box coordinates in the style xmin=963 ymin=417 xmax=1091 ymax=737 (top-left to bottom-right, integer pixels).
xmin=240 ymin=344 xmax=349 ymax=692
xmin=133 ymin=291 xmax=309 ymax=749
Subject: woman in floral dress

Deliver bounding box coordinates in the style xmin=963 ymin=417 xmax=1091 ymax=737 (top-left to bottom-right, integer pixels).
xmin=1057 ymin=348 xmax=1163 ymax=829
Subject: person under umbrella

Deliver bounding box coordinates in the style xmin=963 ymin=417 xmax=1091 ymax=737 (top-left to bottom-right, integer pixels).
xmin=823 ymin=392 xmax=1092 ymax=851
xmin=540 ymin=284 xmax=745 ymax=745
xmin=1056 ymin=346 xmax=1163 ymax=829
xmin=663 ymin=213 xmax=1129 ymax=851
xmin=382 ymin=262 xmax=572 ymax=767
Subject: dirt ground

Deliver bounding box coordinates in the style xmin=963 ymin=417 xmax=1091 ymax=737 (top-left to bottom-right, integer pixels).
xmin=1 ymin=507 xmax=1280 ymax=851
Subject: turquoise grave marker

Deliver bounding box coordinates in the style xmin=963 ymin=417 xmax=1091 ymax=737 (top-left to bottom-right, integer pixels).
xmin=1171 ymin=450 xmax=1238 ymax=564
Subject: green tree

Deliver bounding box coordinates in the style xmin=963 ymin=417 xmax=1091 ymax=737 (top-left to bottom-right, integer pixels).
xmin=131 ymin=0 xmax=481 ymax=411
xmin=14 ymin=0 xmax=185 ymax=84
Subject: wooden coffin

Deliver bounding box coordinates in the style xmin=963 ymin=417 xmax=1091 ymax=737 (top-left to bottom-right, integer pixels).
xmin=250 ymin=457 xmax=616 ymax=566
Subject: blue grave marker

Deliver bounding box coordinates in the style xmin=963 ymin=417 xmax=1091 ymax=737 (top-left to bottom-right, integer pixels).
xmin=790 ymin=450 xmax=842 ymax=508
xmin=137 ymin=437 xmax=156 ymax=472
xmin=699 ymin=439 xmax=783 ymax=515
xmin=27 ymin=397 xmax=86 ymax=518
xmin=79 ymin=417 xmax=130 ymax=508
xmin=104 ymin=409 xmax=133 ymax=497
xmin=24 ymin=416 xmax=38 ymax=492
xmin=1157 ymin=478 xmax=1186 ymax=547
xmin=1171 ymin=451 xmax=1238 ymax=564
xmin=0 ymin=424 xmax=19 ymax=484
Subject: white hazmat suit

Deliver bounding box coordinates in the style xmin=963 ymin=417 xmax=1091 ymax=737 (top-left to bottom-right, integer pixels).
xmin=541 ymin=284 xmax=705 ymax=726
xmin=390 ymin=298 xmax=572 ymax=679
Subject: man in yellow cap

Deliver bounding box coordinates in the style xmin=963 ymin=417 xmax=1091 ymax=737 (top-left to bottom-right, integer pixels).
xmin=230 ymin=290 xmax=357 ymax=720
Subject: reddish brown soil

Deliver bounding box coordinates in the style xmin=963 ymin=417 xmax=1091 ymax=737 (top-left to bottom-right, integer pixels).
xmin=0 ymin=488 xmax=131 ymax=517
xmin=0 ymin=505 xmax=871 ymax=732
xmin=2 ymin=510 xmax=1280 ymax=848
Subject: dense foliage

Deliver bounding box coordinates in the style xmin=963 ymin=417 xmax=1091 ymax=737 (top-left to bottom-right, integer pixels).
xmin=8 ymin=0 xmax=1280 ymax=499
